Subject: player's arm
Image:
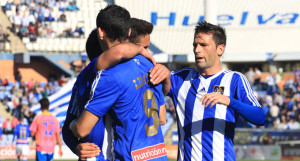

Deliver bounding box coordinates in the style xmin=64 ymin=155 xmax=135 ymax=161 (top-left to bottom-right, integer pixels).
xmin=149 ymin=64 xmax=171 ymax=95
xmin=96 ymin=42 xmax=155 ymax=71
xmin=56 ymin=131 xmax=63 ymax=156
xmin=159 ymin=105 xmax=167 ymax=125
xmin=69 ymin=109 xmax=100 ymax=138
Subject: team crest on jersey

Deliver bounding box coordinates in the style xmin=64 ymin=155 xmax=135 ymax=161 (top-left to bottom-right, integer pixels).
xmin=134 ymin=59 xmax=140 ymax=65
xmin=213 ymin=85 xmax=224 ymax=95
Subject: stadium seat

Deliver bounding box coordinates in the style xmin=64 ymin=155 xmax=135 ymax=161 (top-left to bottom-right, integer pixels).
xmin=22 ymin=37 xmax=30 ymax=44
xmin=40 ymin=43 xmax=46 ymax=51
xmin=4 ymin=42 xmax=10 ymax=51
xmin=46 ymin=44 xmax=54 ymax=52
xmin=33 ymin=43 xmax=40 ymax=51
xmin=26 ymin=43 xmax=33 ymax=51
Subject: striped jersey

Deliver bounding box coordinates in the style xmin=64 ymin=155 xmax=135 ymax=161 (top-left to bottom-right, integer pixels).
xmin=63 ymin=57 xmax=113 ymax=161
xmin=85 ymin=55 xmax=168 ymax=161
xmin=13 ymin=123 xmax=30 ymax=145
xmin=30 ymin=111 xmax=60 ymax=153
xmin=168 ymin=68 xmax=261 ymax=161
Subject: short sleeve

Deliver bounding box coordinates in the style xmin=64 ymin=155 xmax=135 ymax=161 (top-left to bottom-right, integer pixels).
xmin=155 ymin=84 xmax=165 ymax=107
xmin=85 ymin=72 xmax=121 ymax=117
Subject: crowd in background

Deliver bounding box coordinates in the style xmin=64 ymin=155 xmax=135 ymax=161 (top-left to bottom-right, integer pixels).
xmin=1 ymin=0 xmax=83 ymax=42
xmin=240 ymin=66 xmax=300 ymax=129
xmin=0 ymin=72 xmax=67 ymax=135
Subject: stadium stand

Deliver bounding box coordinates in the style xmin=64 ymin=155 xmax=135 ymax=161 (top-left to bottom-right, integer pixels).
xmin=1 ymin=0 xmax=110 ymax=53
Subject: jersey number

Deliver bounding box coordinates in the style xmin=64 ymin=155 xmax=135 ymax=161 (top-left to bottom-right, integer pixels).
xmin=19 ymin=129 xmax=27 ymax=139
xmin=43 ymin=122 xmax=54 ymax=135
xmin=143 ymin=90 xmax=159 ymax=136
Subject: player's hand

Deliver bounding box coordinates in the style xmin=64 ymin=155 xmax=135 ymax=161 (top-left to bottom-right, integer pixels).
xmin=140 ymin=48 xmax=156 ymax=65
xmin=149 ymin=64 xmax=170 ymax=85
xmin=59 ymin=148 xmax=63 ymax=157
xmin=76 ymin=142 xmax=101 ymax=161
xmin=200 ymin=92 xmax=230 ymax=108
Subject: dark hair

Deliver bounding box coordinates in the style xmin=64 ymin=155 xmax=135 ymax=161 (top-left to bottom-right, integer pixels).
xmin=96 ymin=5 xmax=131 ymax=43
xmin=39 ymin=98 xmax=49 ymax=110
xmin=194 ymin=21 xmax=226 ymax=47
xmin=129 ymin=18 xmax=153 ymax=44
xmin=86 ymin=29 xmax=103 ymax=61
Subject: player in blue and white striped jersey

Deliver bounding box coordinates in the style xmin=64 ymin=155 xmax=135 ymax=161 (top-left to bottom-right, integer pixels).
xmin=151 ymin=21 xmax=266 ymax=161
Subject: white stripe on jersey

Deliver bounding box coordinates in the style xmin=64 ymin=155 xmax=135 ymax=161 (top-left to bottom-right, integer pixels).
xmin=191 ymin=80 xmax=205 ymax=161
xmin=84 ymin=71 xmax=102 ymax=108
xmin=176 ymin=71 xmax=193 ymax=161
xmin=212 ymin=71 xmax=233 ymax=161
xmin=237 ymin=72 xmax=260 ymax=106
xmin=103 ymin=115 xmax=114 ymax=161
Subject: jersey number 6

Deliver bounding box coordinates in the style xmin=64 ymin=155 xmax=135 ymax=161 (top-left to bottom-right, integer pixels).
xmin=143 ymin=90 xmax=159 ymax=137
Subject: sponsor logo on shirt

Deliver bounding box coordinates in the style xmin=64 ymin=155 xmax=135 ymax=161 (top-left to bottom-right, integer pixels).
xmin=131 ymin=143 xmax=167 ymax=161
xmin=199 ymin=87 xmax=206 ymax=93
xmin=213 ymin=85 xmax=225 ymax=95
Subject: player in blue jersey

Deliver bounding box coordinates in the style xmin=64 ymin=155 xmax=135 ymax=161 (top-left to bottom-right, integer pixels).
xmin=12 ymin=116 xmax=31 ymax=161
xmin=150 ymin=21 xmax=266 ymax=161
xmin=63 ymin=11 xmax=165 ymax=161
xmin=69 ymin=5 xmax=168 ymax=161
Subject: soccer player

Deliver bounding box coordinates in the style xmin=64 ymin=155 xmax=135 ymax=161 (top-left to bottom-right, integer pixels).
xmin=12 ymin=116 xmax=30 ymax=161
xmin=150 ymin=21 xmax=266 ymax=161
xmin=63 ymin=17 xmax=164 ymax=161
xmin=30 ymin=98 xmax=63 ymax=161
xmin=69 ymin=5 xmax=168 ymax=161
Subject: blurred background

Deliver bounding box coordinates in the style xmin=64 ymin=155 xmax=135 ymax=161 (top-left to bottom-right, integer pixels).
xmin=0 ymin=0 xmax=300 ymax=160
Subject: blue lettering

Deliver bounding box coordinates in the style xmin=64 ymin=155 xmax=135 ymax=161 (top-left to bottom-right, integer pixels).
xmin=218 ymin=15 xmax=234 ymax=26
xmin=276 ymin=13 xmax=299 ymax=24
xmin=258 ymin=14 xmax=277 ymax=24
xmin=182 ymin=16 xmax=204 ymax=26
xmin=151 ymin=12 xmax=176 ymax=26
xmin=240 ymin=11 xmax=249 ymax=25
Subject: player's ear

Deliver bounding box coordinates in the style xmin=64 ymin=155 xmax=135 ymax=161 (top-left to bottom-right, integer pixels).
xmin=128 ymin=28 xmax=131 ymax=37
xmin=98 ymin=27 xmax=105 ymax=40
xmin=217 ymin=44 xmax=225 ymax=57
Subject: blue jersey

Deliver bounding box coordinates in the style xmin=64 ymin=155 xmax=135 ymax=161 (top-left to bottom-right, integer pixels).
xmin=168 ymin=68 xmax=262 ymax=161
xmin=86 ymin=55 xmax=167 ymax=161
xmin=62 ymin=57 xmax=113 ymax=161
xmin=13 ymin=123 xmax=30 ymax=145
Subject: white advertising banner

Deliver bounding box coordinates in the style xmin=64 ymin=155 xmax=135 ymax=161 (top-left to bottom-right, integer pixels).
xmin=234 ymin=145 xmax=281 ymax=160
xmin=115 ymin=0 xmax=300 ymax=62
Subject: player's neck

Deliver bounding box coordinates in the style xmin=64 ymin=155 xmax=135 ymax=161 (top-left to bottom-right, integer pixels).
xmin=199 ymin=66 xmax=222 ymax=76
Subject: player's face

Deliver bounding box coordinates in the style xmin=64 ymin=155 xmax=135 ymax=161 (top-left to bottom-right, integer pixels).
xmin=136 ymin=34 xmax=150 ymax=50
xmin=193 ymin=32 xmax=219 ymax=71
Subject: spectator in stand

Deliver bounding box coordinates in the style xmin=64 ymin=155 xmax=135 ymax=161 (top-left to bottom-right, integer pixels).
xmin=13 ymin=12 xmax=22 ymax=33
xmin=48 ymin=0 xmax=56 ymax=9
xmin=28 ymin=22 xmax=37 ymax=41
xmin=294 ymin=65 xmax=300 ymax=86
xmin=265 ymin=73 xmax=276 ymax=95
xmin=21 ymin=13 xmax=30 ymax=27
xmin=287 ymin=116 xmax=300 ymax=129
xmin=29 ymin=0 xmax=36 ymax=14
xmin=278 ymin=115 xmax=288 ymax=129
xmin=15 ymin=70 xmax=22 ymax=84
xmin=246 ymin=67 xmax=255 ymax=87
xmin=18 ymin=25 xmax=28 ymax=39
xmin=2 ymin=118 xmax=12 ymax=134
xmin=254 ymin=67 xmax=262 ymax=90
xmin=27 ymin=11 xmax=36 ymax=25
xmin=59 ymin=0 xmax=67 ymax=11
xmin=72 ymin=26 xmax=84 ymax=38
xmin=66 ymin=2 xmax=78 ymax=11
xmin=43 ymin=5 xmax=51 ymax=21
xmin=57 ymin=11 xmax=66 ymax=22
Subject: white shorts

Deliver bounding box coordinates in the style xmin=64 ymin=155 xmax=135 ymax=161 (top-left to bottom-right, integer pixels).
xmin=16 ymin=144 xmax=30 ymax=156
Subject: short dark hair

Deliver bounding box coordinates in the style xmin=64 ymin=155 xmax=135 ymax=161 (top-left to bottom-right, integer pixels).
xmin=39 ymin=98 xmax=50 ymax=110
xmin=96 ymin=5 xmax=131 ymax=43
xmin=194 ymin=21 xmax=226 ymax=47
xmin=86 ymin=29 xmax=103 ymax=61
xmin=129 ymin=18 xmax=153 ymax=44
